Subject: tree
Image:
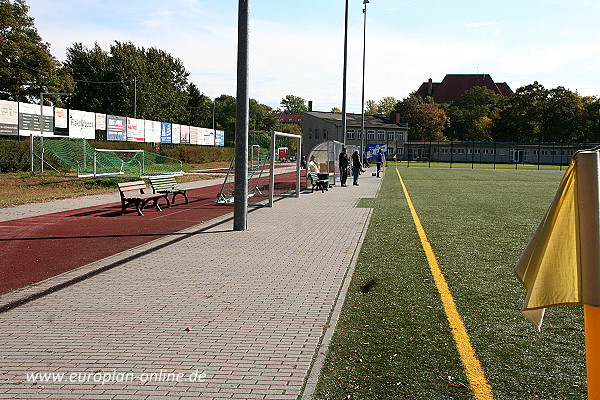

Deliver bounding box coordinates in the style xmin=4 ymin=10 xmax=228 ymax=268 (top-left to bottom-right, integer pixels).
xmin=583 ymin=96 xmax=600 ymax=143
xmin=330 ymin=107 xmax=341 ymax=113
xmin=249 ymin=99 xmax=276 ymax=132
xmin=365 ymin=96 xmax=399 ymax=116
xmin=65 ymin=41 xmax=189 ymax=122
xmin=183 ymin=83 xmax=213 ymax=128
xmin=446 ymin=87 xmax=506 ymax=141
xmin=0 ymin=0 xmax=74 ymax=102
xmin=543 ymin=86 xmax=587 ymax=142
xmin=279 ymin=95 xmax=307 ymax=114
xmin=394 ymin=94 xmax=448 ymax=140
xmin=492 ymin=82 xmax=547 ymax=142
xmin=213 ymin=94 xmax=237 ymax=133
xmin=365 ymin=100 xmax=378 ymax=114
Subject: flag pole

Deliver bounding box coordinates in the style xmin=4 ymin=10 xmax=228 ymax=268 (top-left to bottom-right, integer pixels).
xmin=579 ymin=151 xmax=600 ymax=400
xmin=586 ymin=305 xmax=600 ymax=400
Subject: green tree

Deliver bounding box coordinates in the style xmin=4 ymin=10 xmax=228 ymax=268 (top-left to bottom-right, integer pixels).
xmin=0 ymin=0 xmax=74 ymax=102
xmin=183 ymin=83 xmax=214 ymax=128
xmin=446 ymin=86 xmax=505 ymax=141
xmin=492 ymin=82 xmax=547 ymax=142
xmin=365 ymin=97 xmax=399 ymax=116
xmin=330 ymin=107 xmax=341 ymax=113
xmin=249 ymin=99 xmax=276 ymax=132
xmin=583 ymin=96 xmax=600 ymax=143
xmin=365 ymin=100 xmax=378 ymax=114
xmin=279 ymin=94 xmax=307 ymax=114
xmin=543 ymin=86 xmax=587 ymax=142
xmin=394 ymin=94 xmax=448 ymax=140
xmin=213 ymin=94 xmax=237 ymax=133
xmin=66 ymin=41 xmax=189 ymax=122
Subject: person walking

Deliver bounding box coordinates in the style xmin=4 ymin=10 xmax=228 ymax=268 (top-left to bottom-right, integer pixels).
xmin=376 ymin=148 xmax=385 ymax=178
xmin=339 ymin=147 xmax=349 ymax=187
xmin=351 ymin=150 xmax=362 ymax=186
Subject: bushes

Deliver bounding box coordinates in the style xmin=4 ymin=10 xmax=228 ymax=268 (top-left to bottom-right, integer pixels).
xmin=0 ymin=140 xmax=30 ymax=172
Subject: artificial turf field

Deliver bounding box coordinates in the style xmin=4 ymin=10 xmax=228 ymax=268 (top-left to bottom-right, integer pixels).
xmin=313 ymin=166 xmax=586 ymax=399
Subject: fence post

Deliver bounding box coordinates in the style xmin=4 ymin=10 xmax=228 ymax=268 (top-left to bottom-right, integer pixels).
xmin=30 ymin=134 xmax=34 ymax=174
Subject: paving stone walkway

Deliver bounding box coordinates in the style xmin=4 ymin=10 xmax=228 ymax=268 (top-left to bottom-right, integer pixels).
xmin=0 ymin=173 xmax=380 ymax=399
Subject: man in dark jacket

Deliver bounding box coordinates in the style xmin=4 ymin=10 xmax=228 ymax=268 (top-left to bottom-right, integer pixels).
xmin=351 ymin=150 xmax=362 ymax=186
xmin=339 ymin=147 xmax=349 ymax=187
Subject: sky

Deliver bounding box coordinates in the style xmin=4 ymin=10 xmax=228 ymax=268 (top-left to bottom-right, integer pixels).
xmin=26 ymin=0 xmax=600 ymax=114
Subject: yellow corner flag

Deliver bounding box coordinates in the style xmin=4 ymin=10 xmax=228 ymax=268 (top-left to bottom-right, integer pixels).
xmin=515 ymin=150 xmax=600 ymax=399
xmin=515 ymin=151 xmax=600 ymax=328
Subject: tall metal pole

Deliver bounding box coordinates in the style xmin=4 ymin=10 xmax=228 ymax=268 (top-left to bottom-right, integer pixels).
xmin=361 ymin=0 xmax=369 ymax=159
xmin=234 ymin=0 xmax=249 ymax=231
xmin=341 ymin=0 xmax=348 ymax=146
xmin=134 ymin=77 xmax=137 ymax=118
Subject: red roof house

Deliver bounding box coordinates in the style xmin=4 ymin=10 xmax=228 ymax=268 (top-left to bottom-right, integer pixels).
xmin=415 ymin=74 xmax=513 ymax=104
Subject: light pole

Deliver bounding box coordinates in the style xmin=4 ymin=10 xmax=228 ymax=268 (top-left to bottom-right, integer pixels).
xmin=234 ymin=0 xmax=249 ymax=231
xmin=341 ymin=0 xmax=349 ymax=146
xmin=360 ymin=0 xmax=369 ymax=161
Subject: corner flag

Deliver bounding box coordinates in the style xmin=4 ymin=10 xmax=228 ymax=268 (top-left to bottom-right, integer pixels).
xmin=514 ymin=150 xmax=600 ymax=399
xmin=515 ymin=150 xmax=600 ymax=328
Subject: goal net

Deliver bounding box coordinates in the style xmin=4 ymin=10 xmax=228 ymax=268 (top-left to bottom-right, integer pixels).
xmin=30 ymin=136 xmax=183 ymax=177
xmin=215 ymin=131 xmax=302 ymax=206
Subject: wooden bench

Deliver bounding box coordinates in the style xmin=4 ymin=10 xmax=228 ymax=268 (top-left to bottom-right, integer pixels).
xmin=118 ymin=181 xmax=170 ymax=216
xmin=309 ymin=172 xmax=329 ymax=193
xmin=148 ymin=175 xmax=192 ymax=205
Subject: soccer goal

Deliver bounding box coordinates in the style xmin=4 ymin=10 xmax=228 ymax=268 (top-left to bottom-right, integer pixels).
xmin=215 ymin=131 xmax=302 ymax=206
xmin=30 ymin=136 xmax=183 ymax=178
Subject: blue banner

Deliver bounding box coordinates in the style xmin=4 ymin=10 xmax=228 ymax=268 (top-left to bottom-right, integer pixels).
xmin=161 ymin=122 xmax=172 ymax=143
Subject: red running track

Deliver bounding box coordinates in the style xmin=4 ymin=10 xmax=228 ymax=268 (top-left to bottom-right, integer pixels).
xmin=0 ymin=173 xmax=307 ymax=295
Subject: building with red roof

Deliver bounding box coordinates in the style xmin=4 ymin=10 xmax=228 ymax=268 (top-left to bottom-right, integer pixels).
xmin=415 ymin=74 xmax=513 ymax=104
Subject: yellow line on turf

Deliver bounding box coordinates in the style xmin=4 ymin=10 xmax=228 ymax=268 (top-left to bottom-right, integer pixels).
xmin=395 ymin=167 xmax=494 ymax=400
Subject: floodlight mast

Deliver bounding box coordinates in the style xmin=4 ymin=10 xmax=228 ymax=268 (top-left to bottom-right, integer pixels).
xmin=361 ymin=0 xmax=369 ymax=160
xmin=234 ymin=0 xmax=249 ymax=231
xmin=341 ymin=0 xmax=349 ymax=147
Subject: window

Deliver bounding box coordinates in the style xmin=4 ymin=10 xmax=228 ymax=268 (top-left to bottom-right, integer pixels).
xmin=323 ymin=129 xmax=327 ymax=139
xmin=308 ymin=129 xmax=313 ymax=139
xmin=388 ymin=147 xmax=394 ymax=154
xmin=367 ymin=130 xmax=375 ymax=140
xmin=387 ymin=131 xmax=395 ymax=141
xmin=315 ymin=129 xmax=320 ymax=139
xmin=398 ymin=132 xmax=405 ymax=141
xmin=377 ymin=130 xmax=385 ymax=140
xmin=398 ymin=148 xmax=404 ymax=154
xmin=346 ymin=129 xmax=355 ymax=139
xmin=357 ymin=130 xmax=363 ymax=139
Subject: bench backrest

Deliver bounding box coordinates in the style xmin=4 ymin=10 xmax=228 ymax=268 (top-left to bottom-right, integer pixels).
xmin=308 ymin=172 xmax=318 ymax=182
xmin=148 ymin=175 xmax=177 ymax=191
xmin=118 ymin=180 xmax=147 ymax=195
